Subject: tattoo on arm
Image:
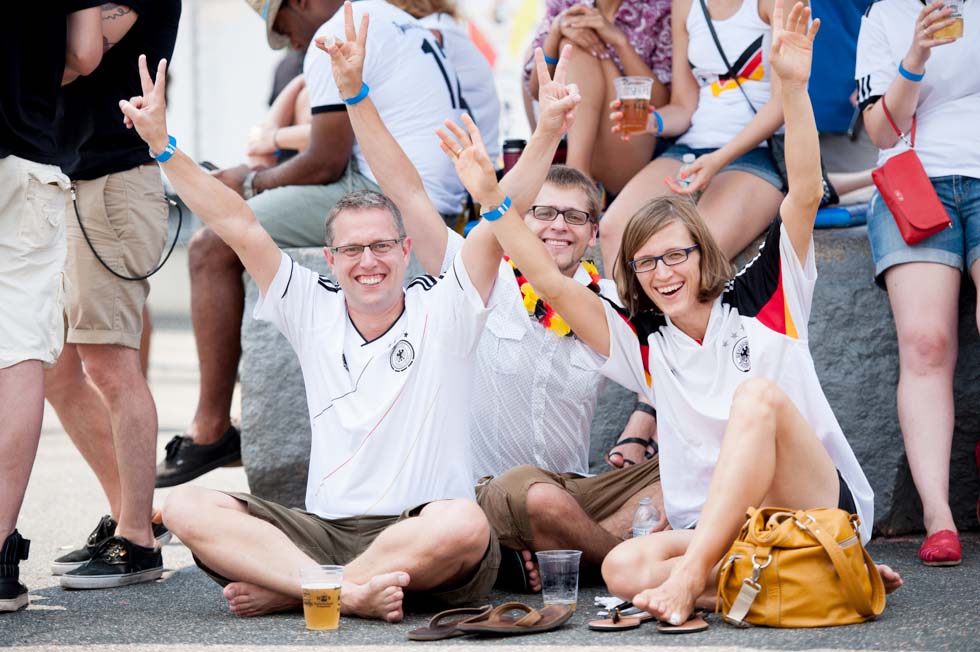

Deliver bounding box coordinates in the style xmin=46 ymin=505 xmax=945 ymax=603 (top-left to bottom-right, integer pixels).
xmin=101 ymin=3 xmax=132 ymax=20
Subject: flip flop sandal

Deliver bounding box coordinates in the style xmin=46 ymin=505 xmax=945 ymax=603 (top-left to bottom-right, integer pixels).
xmin=406 ymin=605 xmax=493 ymax=641
xmin=588 ymin=601 xmax=656 ymax=631
xmin=606 ymin=437 xmax=649 ymax=468
xmin=455 ymin=602 xmax=574 ymax=636
xmin=656 ymin=611 xmax=709 ymax=635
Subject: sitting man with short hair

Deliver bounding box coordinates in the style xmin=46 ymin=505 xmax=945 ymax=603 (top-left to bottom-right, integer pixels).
xmin=325 ymin=29 xmax=664 ymax=592
xmin=120 ymin=46 xmax=501 ymax=621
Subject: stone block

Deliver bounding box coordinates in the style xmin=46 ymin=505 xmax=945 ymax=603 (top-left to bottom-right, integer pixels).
xmin=242 ymin=231 xmax=980 ymax=533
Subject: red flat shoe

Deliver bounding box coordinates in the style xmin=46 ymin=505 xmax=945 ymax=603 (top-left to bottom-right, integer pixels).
xmin=919 ymin=530 xmax=962 ymax=567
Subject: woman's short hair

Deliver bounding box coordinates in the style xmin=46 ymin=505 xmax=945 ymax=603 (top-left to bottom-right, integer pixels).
xmin=386 ymin=0 xmax=458 ymax=19
xmin=544 ymin=165 xmax=602 ymax=222
xmin=613 ymin=195 xmax=733 ymax=317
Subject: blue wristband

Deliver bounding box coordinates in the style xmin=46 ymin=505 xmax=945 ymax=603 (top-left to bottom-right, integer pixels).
xmin=152 ymin=134 xmax=177 ymax=163
xmin=343 ymin=82 xmax=370 ymax=105
xmin=652 ymin=111 xmax=664 ymax=136
xmin=480 ymin=195 xmax=512 ymax=222
xmin=898 ymin=62 xmax=925 ymax=82
xmin=543 ymin=53 xmax=559 ymax=65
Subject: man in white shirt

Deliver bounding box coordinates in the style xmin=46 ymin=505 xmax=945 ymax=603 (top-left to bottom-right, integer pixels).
xmin=329 ymin=36 xmax=663 ymax=592
xmin=121 ymin=51 xmax=502 ymax=621
xmin=156 ymin=0 xmax=470 ymax=489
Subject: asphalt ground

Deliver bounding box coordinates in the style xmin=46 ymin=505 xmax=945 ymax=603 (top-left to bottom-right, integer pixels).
xmin=4 ymin=328 xmax=978 ymax=652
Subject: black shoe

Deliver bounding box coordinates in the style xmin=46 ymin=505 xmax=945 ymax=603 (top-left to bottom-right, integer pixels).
xmin=1 ymin=530 xmax=31 ymax=612
xmin=51 ymin=516 xmax=172 ymax=576
xmin=60 ymin=536 xmax=163 ymax=590
xmin=155 ymin=425 xmax=241 ymax=488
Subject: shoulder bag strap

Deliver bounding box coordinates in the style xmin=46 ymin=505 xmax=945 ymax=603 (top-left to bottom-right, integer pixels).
xmin=803 ymin=515 xmax=885 ymax=617
xmin=880 ymin=96 xmax=916 ymax=148
xmin=697 ymin=0 xmax=760 ymax=114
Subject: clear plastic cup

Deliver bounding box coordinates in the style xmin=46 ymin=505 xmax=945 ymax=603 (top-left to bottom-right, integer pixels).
xmin=300 ymin=565 xmax=343 ymax=631
xmin=613 ymin=76 xmax=654 ymax=134
xmin=536 ymin=550 xmax=582 ymax=612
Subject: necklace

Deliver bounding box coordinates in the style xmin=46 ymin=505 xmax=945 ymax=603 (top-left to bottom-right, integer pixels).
xmin=504 ymin=256 xmax=601 ymax=337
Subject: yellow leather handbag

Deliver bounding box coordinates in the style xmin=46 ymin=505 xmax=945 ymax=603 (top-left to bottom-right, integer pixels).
xmin=717 ymin=507 xmax=885 ymax=628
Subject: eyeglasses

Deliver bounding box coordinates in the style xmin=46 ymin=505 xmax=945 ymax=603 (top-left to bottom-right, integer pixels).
xmin=628 ymin=244 xmax=700 ymax=273
xmin=528 ymin=205 xmax=593 ymax=226
xmin=328 ymin=238 xmax=404 ymax=259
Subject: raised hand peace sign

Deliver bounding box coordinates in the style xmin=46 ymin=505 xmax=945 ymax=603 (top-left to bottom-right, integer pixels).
xmin=533 ymin=45 xmax=581 ymax=138
xmin=314 ymin=1 xmax=370 ymax=100
xmin=118 ymin=55 xmax=170 ymax=155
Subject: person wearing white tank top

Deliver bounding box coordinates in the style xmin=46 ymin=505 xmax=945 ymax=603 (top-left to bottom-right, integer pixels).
xmin=600 ymin=0 xmax=789 ymax=272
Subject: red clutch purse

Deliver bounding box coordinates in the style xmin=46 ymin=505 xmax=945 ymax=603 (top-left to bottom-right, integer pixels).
xmin=871 ymin=97 xmax=951 ymax=245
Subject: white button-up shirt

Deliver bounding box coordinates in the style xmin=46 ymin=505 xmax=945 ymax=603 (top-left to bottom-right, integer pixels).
xmin=444 ymin=231 xmax=616 ymax=478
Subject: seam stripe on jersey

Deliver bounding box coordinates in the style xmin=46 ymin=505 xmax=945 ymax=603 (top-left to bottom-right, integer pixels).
xmin=281 ymin=259 xmax=295 ymax=299
xmin=318 ymin=276 xmax=341 ymax=293
xmin=600 ymin=295 xmax=653 ymax=388
xmin=755 ymin=259 xmax=798 ymax=338
xmin=311 ymin=104 xmax=347 ymax=114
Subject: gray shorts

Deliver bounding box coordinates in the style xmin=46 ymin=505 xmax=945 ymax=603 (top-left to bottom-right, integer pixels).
xmin=250 ymin=160 xmax=379 ymax=248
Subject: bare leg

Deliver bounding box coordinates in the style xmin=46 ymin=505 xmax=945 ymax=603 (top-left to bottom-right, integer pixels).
xmin=163 ymin=488 xmax=488 ymax=622
xmin=605 ymin=379 xmax=842 ymax=625
xmin=695 ymin=171 xmax=784 ymax=259
xmin=0 ymin=361 xmax=44 ymax=542
xmin=186 ymin=228 xmax=243 ymax=444
xmin=139 ymin=305 xmax=152 ymax=379
xmin=525 ymin=483 xmax=621 ymax=568
xmin=77 ymin=344 xmax=156 ymax=547
xmin=598 ymin=157 xmax=681 ymax=273
xmin=44 ymin=344 xmax=121 ymax=517
xmin=884 ymin=263 xmax=960 ymax=536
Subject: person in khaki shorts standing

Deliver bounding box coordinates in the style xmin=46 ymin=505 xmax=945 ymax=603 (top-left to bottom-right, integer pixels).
xmin=43 ymin=0 xmax=181 ymax=590
xmin=0 ymin=1 xmax=105 ymax=613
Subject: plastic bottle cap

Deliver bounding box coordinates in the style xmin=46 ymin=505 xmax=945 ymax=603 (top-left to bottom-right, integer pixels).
xmin=682 ymin=153 xmax=696 ymax=164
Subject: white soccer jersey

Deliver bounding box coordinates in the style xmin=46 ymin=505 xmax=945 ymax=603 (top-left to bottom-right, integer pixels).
xmin=303 ymin=1 xmax=467 ymax=215
xmin=254 ymin=251 xmax=491 ymax=519
xmin=599 ymin=220 xmax=874 ymax=543
xmin=418 ymin=13 xmax=501 ymax=160
xmin=856 ymin=0 xmax=980 ymax=179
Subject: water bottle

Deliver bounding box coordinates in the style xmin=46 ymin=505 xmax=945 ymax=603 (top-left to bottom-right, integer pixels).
xmin=677 ymin=153 xmax=696 ymax=188
xmin=632 ymin=497 xmax=660 ymax=538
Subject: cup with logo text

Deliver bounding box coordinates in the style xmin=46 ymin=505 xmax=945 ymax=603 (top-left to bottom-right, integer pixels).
xmin=934 ymin=0 xmax=964 ymax=40
xmin=301 ymin=565 xmax=343 ymax=631
xmin=614 ymin=76 xmax=654 ymax=135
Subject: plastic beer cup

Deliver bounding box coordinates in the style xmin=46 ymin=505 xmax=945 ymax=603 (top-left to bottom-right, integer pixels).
xmin=934 ymin=0 xmax=964 ymax=40
xmin=301 ymin=565 xmax=343 ymax=631
xmin=536 ymin=550 xmax=582 ymax=612
xmin=614 ymin=76 xmax=654 ymax=134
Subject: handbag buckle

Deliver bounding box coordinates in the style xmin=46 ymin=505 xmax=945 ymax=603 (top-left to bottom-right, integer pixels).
xmin=794 ymin=514 xmax=816 ymax=531
xmin=750 ymin=554 xmax=772 ymax=583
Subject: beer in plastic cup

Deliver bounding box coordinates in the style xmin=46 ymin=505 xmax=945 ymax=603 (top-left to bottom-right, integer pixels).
xmin=934 ymin=0 xmax=964 ymax=40
xmin=301 ymin=565 xmax=343 ymax=631
xmin=614 ymin=76 xmax=654 ymax=135
xmin=536 ymin=550 xmax=582 ymax=612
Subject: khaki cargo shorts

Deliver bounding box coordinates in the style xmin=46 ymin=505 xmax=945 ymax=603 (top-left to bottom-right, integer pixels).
xmin=476 ymin=458 xmax=661 ymax=551
xmin=65 ymin=164 xmax=169 ymax=349
xmin=0 ymin=155 xmax=70 ymax=369
xmin=196 ymin=492 xmax=500 ymax=610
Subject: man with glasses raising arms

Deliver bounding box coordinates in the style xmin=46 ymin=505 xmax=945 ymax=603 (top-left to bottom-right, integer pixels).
xmin=321 ymin=14 xmax=664 ymax=592
xmin=120 ymin=40 xmax=504 ymax=620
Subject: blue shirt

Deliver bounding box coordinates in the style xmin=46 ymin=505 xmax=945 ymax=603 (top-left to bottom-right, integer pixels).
xmin=810 ymin=0 xmax=870 ymax=133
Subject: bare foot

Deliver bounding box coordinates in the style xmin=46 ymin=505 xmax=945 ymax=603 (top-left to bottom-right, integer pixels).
xmin=878 ymin=564 xmax=903 ymax=594
xmin=521 ymin=550 xmax=542 ymax=592
xmin=632 ymin=566 xmax=704 ymax=626
xmin=342 ymin=571 xmax=410 ymax=623
xmin=223 ymin=581 xmax=300 ymax=617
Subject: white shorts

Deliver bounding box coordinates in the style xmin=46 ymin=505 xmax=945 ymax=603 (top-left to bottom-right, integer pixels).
xmin=0 ymin=155 xmax=70 ymax=369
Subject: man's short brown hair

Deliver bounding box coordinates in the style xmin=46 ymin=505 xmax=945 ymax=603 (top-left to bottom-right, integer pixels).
xmin=543 ymin=165 xmax=601 ymax=222
xmin=324 ymin=189 xmax=406 ymax=245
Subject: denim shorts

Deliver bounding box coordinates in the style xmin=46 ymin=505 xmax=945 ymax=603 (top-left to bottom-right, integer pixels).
xmin=867 ymin=175 xmax=980 ymax=288
xmin=660 ymin=143 xmax=784 ymax=191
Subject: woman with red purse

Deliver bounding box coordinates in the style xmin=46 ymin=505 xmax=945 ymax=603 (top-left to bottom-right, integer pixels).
xmin=857 ymin=0 xmax=980 ymax=566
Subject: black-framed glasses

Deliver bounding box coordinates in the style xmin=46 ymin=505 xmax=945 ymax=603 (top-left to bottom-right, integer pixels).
xmin=628 ymin=244 xmax=700 ymax=273
xmin=528 ymin=205 xmax=593 ymax=226
xmin=328 ymin=238 xmax=404 ymax=259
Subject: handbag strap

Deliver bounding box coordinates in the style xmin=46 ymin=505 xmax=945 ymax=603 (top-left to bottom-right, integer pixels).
xmin=697 ymin=0 xmax=760 ymax=114
xmin=880 ymin=96 xmax=916 ymax=148
xmin=797 ymin=513 xmax=885 ymax=618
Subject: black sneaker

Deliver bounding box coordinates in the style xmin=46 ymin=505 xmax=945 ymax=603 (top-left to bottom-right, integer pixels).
xmin=60 ymin=536 xmax=163 ymax=590
xmin=51 ymin=516 xmax=172 ymax=576
xmin=155 ymin=425 xmax=241 ymax=488
xmin=1 ymin=530 xmax=31 ymax=613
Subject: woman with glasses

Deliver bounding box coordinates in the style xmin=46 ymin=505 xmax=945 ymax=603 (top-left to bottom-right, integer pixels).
xmin=440 ymin=1 xmax=901 ymax=626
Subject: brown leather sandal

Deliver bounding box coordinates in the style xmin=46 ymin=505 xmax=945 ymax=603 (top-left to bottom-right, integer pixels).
xmin=588 ymin=601 xmax=656 ymax=631
xmin=454 ymin=602 xmax=574 ymax=636
xmin=406 ymin=604 xmax=492 ymax=641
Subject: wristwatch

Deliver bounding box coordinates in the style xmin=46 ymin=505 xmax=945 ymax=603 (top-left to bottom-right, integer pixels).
xmin=242 ymin=171 xmax=259 ymax=199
